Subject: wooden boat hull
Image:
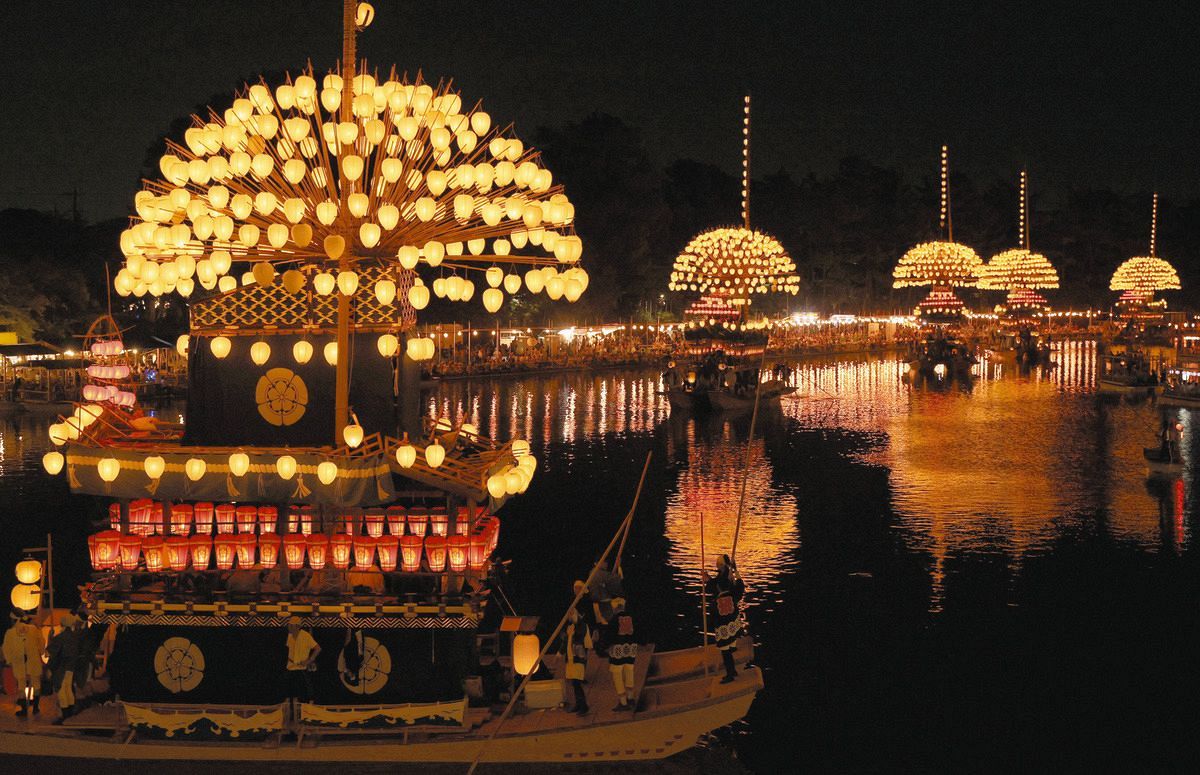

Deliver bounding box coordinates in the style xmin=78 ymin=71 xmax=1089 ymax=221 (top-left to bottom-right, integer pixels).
xmin=1144 ymin=447 xmax=1183 ymax=475
xmin=667 ymin=386 xmax=708 ymax=411
xmin=1098 ymin=379 xmax=1161 ymax=396
xmin=707 ymin=382 xmax=796 ymax=411
xmin=0 ymin=668 xmax=762 ymax=763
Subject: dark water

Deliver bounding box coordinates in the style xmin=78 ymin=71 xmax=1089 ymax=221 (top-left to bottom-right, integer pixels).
xmin=6 ymin=341 xmax=1200 ymax=771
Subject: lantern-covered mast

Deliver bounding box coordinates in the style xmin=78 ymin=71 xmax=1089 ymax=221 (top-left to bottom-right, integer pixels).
xmin=979 ymin=170 xmax=1059 ymax=315
xmin=1109 ymin=192 xmax=1181 ymax=307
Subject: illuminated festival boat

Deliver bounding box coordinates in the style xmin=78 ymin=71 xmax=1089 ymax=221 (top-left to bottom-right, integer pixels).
xmin=4 ymin=1 xmax=760 ymax=762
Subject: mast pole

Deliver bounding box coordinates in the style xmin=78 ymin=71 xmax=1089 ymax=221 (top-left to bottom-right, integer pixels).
xmin=1150 ymin=192 xmax=1159 ymax=257
xmin=1020 ymin=169 xmax=1029 ymax=250
xmin=940 ymin=145 xmax=952 ymax=242
xmin=741 ymin=95 xmax=751 ymax=229
xmin=334 ymin=0 xmax=357 ymax=440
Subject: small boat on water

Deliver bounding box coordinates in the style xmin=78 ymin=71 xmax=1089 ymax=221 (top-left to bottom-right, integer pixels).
xmin=905 ymin=336 xmax=977 ymax=379
xmin=1144 ymin=446 xmax=1183 ymax=475
xmin=1098 ymin=353 xmax=1162 ymax=395
xmin=708 ymin=379 xmax=796 ymax=411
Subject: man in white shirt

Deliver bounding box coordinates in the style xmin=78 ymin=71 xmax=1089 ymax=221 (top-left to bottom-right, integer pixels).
xmin=285 ymin=616 xmax=321 ymax=703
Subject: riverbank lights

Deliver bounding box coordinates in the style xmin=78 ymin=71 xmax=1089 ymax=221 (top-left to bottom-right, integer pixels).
xmin=210 ymin=336 xmax=232 ymax=359
xmin=144 ymin=455 xmax=166 ymax=480
xmin=293 ymin=340 xmax=314 ymax=364
xmin=98 ymin=457 xmax=121 ymax=483
xmin=317 ymin=461 xmax=338 ymax=485
xmin=42 ymin=451 xmax=64 ymax=475
xmin=15 ymin=559 xmax=42 ymax=585
xmin=343 ymin=422 xmax=364 ymax=448
xmin=183 ymin=457 xmax=206 ymax=481
xmin=276 ymin=454 xmax=298 ymax=480
xmin=396 ymin=438 xmax=417 ymax=468
xmin=228 ymin=451 xmax=250 ymax=478
xmin=10 ymin=584 xmax=40 ymax=612
xmin=425 ymin=440 xmax=446 ymax=468
xmin=513 ymin=633 xmax=540 ymax=675
xmin=251 ymin=341 xmax=271 ymax=365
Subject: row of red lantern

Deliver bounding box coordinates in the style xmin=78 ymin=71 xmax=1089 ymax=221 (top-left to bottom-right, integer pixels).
xmin=88 ymin=519 xmax=500 ymax=574
xmin=112 ymin=501 xmax=479 ymax=539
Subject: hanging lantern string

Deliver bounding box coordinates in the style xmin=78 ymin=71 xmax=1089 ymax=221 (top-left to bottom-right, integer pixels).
xmin=1150 ymin=191 xmax=1158 ymax=257
xmin=939 ymin=145 xmax=953 ymax=241
xmin=742 ymin=94 xmax=751 ymax=228
xmin=1019 ymin=169 xmax=1029 ymax=250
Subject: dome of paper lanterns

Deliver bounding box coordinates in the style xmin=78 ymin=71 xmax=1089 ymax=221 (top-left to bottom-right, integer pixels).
xmin=668 ymin=227 xmax=799 ymax=307
xmin=892 ymin=241 xmax=982 ymax=289
xmin=115 ymin=67 xmax=585 ymax=317
xmin=1110 ymin=256 xmax=1180 ymax=299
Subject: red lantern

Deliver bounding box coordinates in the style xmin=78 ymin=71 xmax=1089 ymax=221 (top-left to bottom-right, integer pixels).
xmin=87 ymin=534 xmax=99 ymax=569
xmin=330 ymin=534 xmax=353 ymax=569
xmin=108 ymin=502 xmax=121 ymax=530
xmin=354 ymin=536 xmax=377 ymax=568
xmin=258 ymin=505 xmax=278 ymax=535
xmin=364 ymin=509 xmax=384 ymax=538
xmin=170 ymin=504 xmax=193 ymax=536
xmin=468 ymin=534 xmax=489 ymax=570
xmin=386 ymin=505 xmax=406 ymax=535
xmin=424 ymin=535 xmax=447 ymax=572
xmin=429 ymin=510 xmax=448 ymax=538
xmin=299 ymin=506 xmax=315 ymax=535
xmin=164 ymin=536 xmax=190 ymax=570
xmin=455 ymin=506 xmax=476 ymax=535
xmin=129 ymin=499 xmax=152 ymax=536
xmin=400 ymin=536 xmax=423 ymax=572
xmin=306 ymin=534 xmax=329 ymax=569
xmin=118 ymin=534 xmax=142 ymax=570
xmin=149 ymin=503 xmax=164 ymax=535
xmin=406 ymin=509 xmax=429 ymax=538
xmin=447 ymin=535 xmax=468 ymax=573
xmin=95 ymin=530 xmax=121 ymax=570
xmin=236 ymin=505 xmax=257 ymax=534
xmin=189 ymin=535 xmax=212 ymax=569
xmin=143 ymin=536 xmax=165 ymax=572
xmin=341 ymin=514 xmax=355 ymax=536
xmin=259 ymin=535 xmax=281 ymax=568
xmin=376 ymin=535 xmax=399 ymax=571
xmin=215 ymin=503 xmax=236 ymax=534
xmin=283 ymin=533 xmax=307 ymax=569
xmin=193 ymin=502 xmax=215 ymax=534
xmin=214 ymin=535 xmax=237 ymax=570
xmin=234 ymin=533 xmax=256 ymax=567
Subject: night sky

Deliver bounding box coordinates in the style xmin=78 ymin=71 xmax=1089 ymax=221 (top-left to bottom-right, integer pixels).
xmin=3 ymin=1 xmax=1199 ymax=221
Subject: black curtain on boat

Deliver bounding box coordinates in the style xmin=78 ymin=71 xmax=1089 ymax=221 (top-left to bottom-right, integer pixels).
xmin=183 ymin=333 xmax=406 ymax=447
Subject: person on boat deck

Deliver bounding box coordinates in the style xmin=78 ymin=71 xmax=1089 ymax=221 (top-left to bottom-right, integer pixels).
xmin=572 ymin=580 xmax=596 ymax=655
xmin=560 ymin=605 xmax=590 ymax=716
xmin=705 ymin=554 xmax=746 ymax=684
xmin=284 ymin=616 xmax=321 ymax=703
xmin=600 ymin=598 xmax=637 ymax=711
xmin=2 ymin=611 xmax=44 ymax=717
xmin=589 ymin=561 xmax=624 ymax=627
xmin=47 ymin=613 xmax=86 ymax=722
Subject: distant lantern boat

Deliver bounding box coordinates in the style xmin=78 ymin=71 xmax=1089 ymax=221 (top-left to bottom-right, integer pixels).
xmin=979 ymin=171 xmax=1059 ymax=318
xmin=1110 ymin=194 xmax=1180 ymax=314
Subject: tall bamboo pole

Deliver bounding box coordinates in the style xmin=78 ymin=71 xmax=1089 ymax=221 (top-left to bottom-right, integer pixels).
xmin=333 ymin=0 xmax=357 ymax=440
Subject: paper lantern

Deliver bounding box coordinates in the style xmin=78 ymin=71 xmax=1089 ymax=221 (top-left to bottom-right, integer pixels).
xmin=98 ymin=457 xmax=121 ymax=483
xmin=188 ymin=535 xmax=212 ymax=569
xmin=210 ymin=336 xmax=232 ymax=359
xmin=42 ymin=451 xmax=64 ymax=475
xmin=364 ymin=509 xmax=385 ymax=538
xmin=430 ymin=511 xmax=449 ymax=538
xmin=512 ymin=439 xmax=531 ymax=458
xmin=283 ymin=534 xmax=307 ymax=569
xmin=276 ymin=455 xmax=297 ymax=480
xmin=343 ymin=423 xmax=364 ymax=448
xmin=235 ymin=505 xmax=257 ymax=534
xmin=406 ymin=510 xmax=428 ymax=538
xmin=10 ymin=584 xmax=40 ymax=612
xmin=317 ymin=460 xmax=338 ymax=485
xmin=377 ymin=333 xmax=399 ymax=357
xmin=144 ymin=456 xmax=166 ymax=480
xmin=192 ymin=502 xmax=214 ymax=534
xmin=386 ymin=506 xmax=407 ymax=535
xmin=447 ymin=535 xmax=469 ymax=572
xmin=142 ymin=537 xmax=165 ymax=572
xmin=259 ymin=535 xmax=280 ymax=568
xmin=513 ymin=633 xmax=540 ymax=676
xmin=425 ymin=441 xmax=446 ymax=468
xmin=487 ymin=473 xmax=507 ymax=500
xmin=170 ymin=504 xmax=193 ymax=536
xmin=313 ymin=272 xmax=336 ymax=295
xmin=150 ymin=503 xmax=165 ymax=535
xmin=324 ymin=342 xmax=339 ymax=365
xmin=214 ymin=535 xmax=236 ymax=570
xmin=374 ymin=279 xmax=396 ymax=305
xmin=94 ymin=530 xmax=122 ymax=570
xmin=337 ymin=271 xmax=359 ymax=296
xmin=228 ymin=452 xmax=250 ymax=478
xmin=376 ymin=536 xmax=399 ymax=571
xmin=468 ymin=533 xmax=490 ymax=570
xmin=354 ymin=536 xmax=377 ymax=568
xmin=108 ymin=502 xmax=121 ymax=530
xmin=15 ymin=559 xmax=42 ymax=585
xmin=214 ymin=503 xmax=236 ymax=534
xmin=256 ymin=503 xmax=277 ymax=535
xmin=233 ymin=533 xmax=256 ymax=567
xmin=395 ymin=442 xmax=417 ymax=468
xmin=164 ymin=536 xmax=190 ymax=571
xmin=185 ymin=457 xmax=207 ymax=481
xmin=505 ymin=468 xmax=524 ymax=495
xmin=330 ymin=534 xmax=353 ymax=569
xmin=250 ymin=341 xmax=271 ymax=365
xmin=482 ymin=287 xmax=503 ymax=313
xmin=424 ymin=535 xmax=448 ymax=572
xmin=397 ymin=535 xmax=422 ymax=572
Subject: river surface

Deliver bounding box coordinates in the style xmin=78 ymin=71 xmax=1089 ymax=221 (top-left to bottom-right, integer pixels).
xmin=4 ymin=341 xmax=1200 ymax=772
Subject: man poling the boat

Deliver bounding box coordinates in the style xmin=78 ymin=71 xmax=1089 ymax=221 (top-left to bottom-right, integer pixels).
xmin=706 ymin=554 xmax=746 ymax=684
xmin=600 ymin=597 xmax=638 ymax=711
xmin=2 ymin=611 xmax=44 ymax=718
xmin=46 ymin=613 xmax=86 ymax=723
xmin=284 ymin=616 xmax=320 ymax=704
xmin=560 ymin=604 xmax=590 ymax=716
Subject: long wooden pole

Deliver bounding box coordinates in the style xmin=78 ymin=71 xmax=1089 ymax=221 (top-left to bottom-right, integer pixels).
xmin=730 ymin=342 xmax=769 ymax=562
xmin=466 ymin=452 xmax=652 ymax=775
xmin=333 ymin=0 xmax=357 ymax=440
